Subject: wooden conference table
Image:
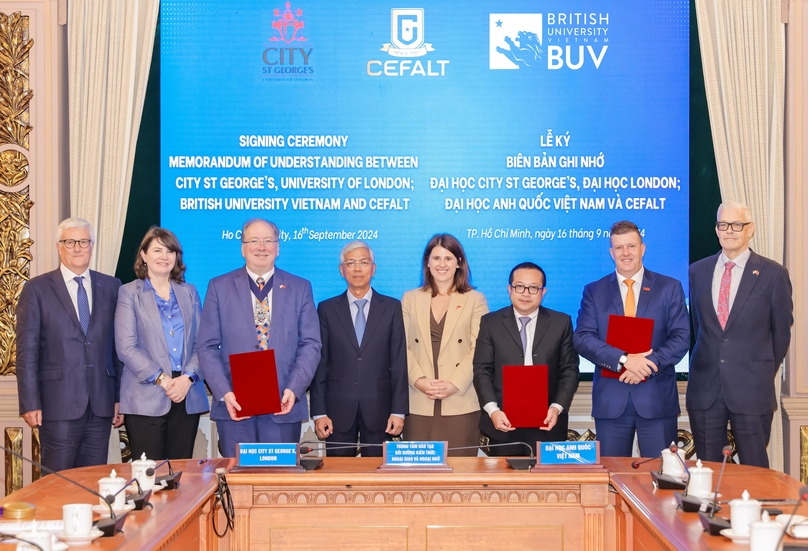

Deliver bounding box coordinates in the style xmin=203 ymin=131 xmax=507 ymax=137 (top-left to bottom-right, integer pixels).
xmin=0 ymin=456 xmax=805 ymax=550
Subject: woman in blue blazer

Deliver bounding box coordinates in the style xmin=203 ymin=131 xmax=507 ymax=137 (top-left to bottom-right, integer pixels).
xmin=115 ymin=228 xmax=209 ymax=459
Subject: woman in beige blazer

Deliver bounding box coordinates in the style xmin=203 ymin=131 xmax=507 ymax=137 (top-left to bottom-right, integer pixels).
xmin=402 ymin=234 xmax=488 ymax=456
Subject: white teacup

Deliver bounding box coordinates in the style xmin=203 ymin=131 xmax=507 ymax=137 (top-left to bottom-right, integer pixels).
xmin=749 ymin=511 xmax=783 ymax=551
xmin=98 ymin=468 xmax=127 ymax=511
xmin=131 ymin=453 xmax=156 ymax=492
xmin=730 ymin=489 xmax=761 ymax=537
xmin=16 ymin=520 xmax=52 ymax=551
xmin=686 ymin=459 xmax=713 ymax=497
xmin=660 ymin=445 xmax=686 ymax=478
xmin=62 ymin=503 xmax=93 ymax=536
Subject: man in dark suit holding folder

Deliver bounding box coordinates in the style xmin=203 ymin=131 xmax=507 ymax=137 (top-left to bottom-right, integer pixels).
xmin=310 ymin=241 xmax=408 ymax=456
xmin=473 ymin=262 xmax=579 ymax=456
xmin=574 ymin=220 xmax=689 ymax=457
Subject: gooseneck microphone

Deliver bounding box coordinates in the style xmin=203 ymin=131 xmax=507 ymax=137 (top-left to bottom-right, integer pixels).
xmin=447 ymin=442 xmax=537 ymax=470
xmin=299 ymin=441 xmax=386 ymax=470
xmin=650 ymin=443 xmax=688 ymax=491
xmin=0 ymin=443 xmax=127 ymax=537
xmin=145 ymin=459 xmax=182 ymax=489
xmin=697 ymin=445 xmax=733 ymax=534
xmin=631 ymin=454 xmax=662 ymax=470
xmin=108 ymin=476 xmax=152 ymax=511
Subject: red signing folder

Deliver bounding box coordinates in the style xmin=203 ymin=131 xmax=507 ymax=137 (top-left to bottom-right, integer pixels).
xmin=229 ymin=349 xmax=282 ymax=417
xmin=502 ymin=364 xmax=548 ymax=428
xmin=602 ymin=314 xmax=654 ymax=380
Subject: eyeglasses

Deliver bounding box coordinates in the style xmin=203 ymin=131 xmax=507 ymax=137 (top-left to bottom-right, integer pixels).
xmin=343 ymin=260 xmax=373 ymax=268
xmin=716 ymin=221 xmax=752 ymax=232
xmin=242 ymin=238 xmax=279 ymax=247
xmin=511 ymin=284 xmax=545 ymax=295
xmin=59 ymin=239 xmax=92 ymax=249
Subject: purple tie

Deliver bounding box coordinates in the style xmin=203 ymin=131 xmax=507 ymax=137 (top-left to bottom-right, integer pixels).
xmin=717 ymin=261 xmax=735 ymax=330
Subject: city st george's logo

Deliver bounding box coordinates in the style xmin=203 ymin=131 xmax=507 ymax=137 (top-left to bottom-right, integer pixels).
xmin=367 ymin=8 xmax=449 ymax=77
xmin=262 ymin=1 xmax=313 ymax=80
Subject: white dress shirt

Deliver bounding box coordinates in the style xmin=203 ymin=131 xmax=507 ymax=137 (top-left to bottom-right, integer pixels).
xmin=711 ymin=248 xmax=751 ymax=313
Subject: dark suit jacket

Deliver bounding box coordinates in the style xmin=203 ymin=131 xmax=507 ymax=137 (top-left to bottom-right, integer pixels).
xmin=473 ymin=306 xmax=579 ymax=442
xmin=573 ymin=269 xmax=689 ymax=420
xmin=687 ymin=250 xmax=793 ymax=415
xmin=310 ymin=290 xmax=408 ymax=433
xmin=196 ymin=266 xmax=321 ymax=423
xmin=16 ymin=268 xmax=122 ymax=421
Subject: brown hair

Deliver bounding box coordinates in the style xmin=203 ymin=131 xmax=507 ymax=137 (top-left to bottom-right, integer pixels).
xmin=610 ymin=220 xmax=642 ymax=242
xmin=420 ymin=233 xmax=473 ymax=296
xmin=134 ymin=227 xmax=186 ymax=283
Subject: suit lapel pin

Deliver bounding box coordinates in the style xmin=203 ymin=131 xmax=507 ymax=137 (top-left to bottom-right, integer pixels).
xmin=456 ymin=305 xmax=462 ymax=309
xmin=753 ymin=270 xmax=759 ymax=275
xmin=280 ymin=284 xmax=286 ymax=289
xmin=642 ymin=287 xmax=650 ymax=292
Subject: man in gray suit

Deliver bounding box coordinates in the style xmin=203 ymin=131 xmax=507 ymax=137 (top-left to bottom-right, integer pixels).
xmin=16 ymin=218 xmax=124 ymax=471
xmin=197 ymin=218 xmax=321 ymax=457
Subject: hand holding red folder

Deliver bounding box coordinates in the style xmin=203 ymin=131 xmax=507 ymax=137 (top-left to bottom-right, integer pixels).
xmin=604 ymin=315 xmax=655 ymax=383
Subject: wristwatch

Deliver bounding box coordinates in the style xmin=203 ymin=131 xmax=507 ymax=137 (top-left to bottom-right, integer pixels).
xmin=154 ymin=372 xmax=168 ymax=386
xmin=618 ymin=354 xmax=628 ymax=371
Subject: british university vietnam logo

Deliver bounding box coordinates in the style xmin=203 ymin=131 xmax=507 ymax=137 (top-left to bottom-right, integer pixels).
xmin=382 ymin=9 xmax=435 ymax=57
xmin=490 ymin=14 xmax=543 ymax=69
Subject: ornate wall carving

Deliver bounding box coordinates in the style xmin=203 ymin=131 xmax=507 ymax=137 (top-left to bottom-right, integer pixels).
xmin=253 ymin=488 xmax=581 ymax=506
xmin=0 ymin=11 xmax=34 ymax=377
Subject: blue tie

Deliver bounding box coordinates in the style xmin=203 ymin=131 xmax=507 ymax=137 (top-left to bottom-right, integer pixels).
xmin=74 ymin=276 xmax=90 ymax=335
xmin=354 ymin=299 xmax=367 ymax=345
xmin=519 ymin=316 xmax=531 ymax=358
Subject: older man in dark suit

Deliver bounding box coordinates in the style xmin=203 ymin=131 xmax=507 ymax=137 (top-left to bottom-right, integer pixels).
xmin=16 ymin=218 xmax=123 ymax=472
xmin=310 ymin=241 xmax=408 ymax=456
xmin=688 ymin=201 xmax=793 ymax=468
xmin=473 ymin=262 xmax=579 ymax=456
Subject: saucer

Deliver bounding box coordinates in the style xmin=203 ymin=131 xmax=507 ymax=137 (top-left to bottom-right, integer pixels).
xmin=92 ymin=502 xmax=134 ymax=517
xmin=56 ymin=528 xmax=103 ymax=546
xmin=775 ymin=513 xmax=807 ymax=528
xmin=720 ymin=528 xmax=750 ymax=544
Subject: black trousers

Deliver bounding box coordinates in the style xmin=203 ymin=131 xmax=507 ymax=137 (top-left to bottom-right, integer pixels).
xmin=125 ymin=377 xmax=201 ymax=460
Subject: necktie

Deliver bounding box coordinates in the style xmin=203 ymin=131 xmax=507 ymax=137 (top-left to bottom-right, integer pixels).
xmin=354 ymin=299 xmax=367 ymax=345
xmin=717 ymin=261 xmax=735 ymax=330
xmin=255 ymin=276 xmax=270 ymax=349
xmin=624 ymin=278 xmax=636 ymax=317
xmin=519 ymin=316 xmax=531 ymax=357
xmin=74 ymin=276 xmax=90 ymax=335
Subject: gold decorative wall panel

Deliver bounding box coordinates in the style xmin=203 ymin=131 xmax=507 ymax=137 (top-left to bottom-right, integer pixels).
xmin=4 ymin=427 xmax=22 ymax=495
xmin=0 ymin=11 xmax=34 ymax=377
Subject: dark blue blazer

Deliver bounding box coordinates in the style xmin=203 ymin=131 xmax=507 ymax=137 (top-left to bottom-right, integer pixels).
xmin=687 ymin=250 xmax=792 ymax=415
xmin=16 ymin=269 xmax=122 ymax=421
xmin=310 ymin=290 xmax=408 ymax=433
xmin=573 ymin=269 xmax=689 ymax=419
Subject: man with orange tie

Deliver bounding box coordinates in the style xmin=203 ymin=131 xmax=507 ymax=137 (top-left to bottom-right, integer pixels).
xmin=573 ymin=220 xmax=689 ymax=457
xmin=687 ymin=202 xmax=792 ymax=467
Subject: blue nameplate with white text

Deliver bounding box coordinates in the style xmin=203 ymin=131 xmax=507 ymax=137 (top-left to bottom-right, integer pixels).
xmin=537 ymin=441 xmax=600 ymax=465
xmin=237 ymin=443 xmax=299 ymax=468
xmin=383 ymin=441 xmax=447 ymax=466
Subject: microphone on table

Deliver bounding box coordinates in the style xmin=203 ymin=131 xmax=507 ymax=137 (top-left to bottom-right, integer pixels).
xmin=0 ymin=443 xmax=127 ymax=537
xmin=632 ymin=455 xmax=662 ymax=469
xmin=299 ymin=441 xmax=387 ymax=470
xmin=775 ymin=486 xmax=808 ymax=551
xmin=697 ymin=445 xmax=733 ymax=534
xmin=145 ymin=459 xmax=182 ymax=490
xmin=108 ymin=477 xmax=152 ymax=511
xmin=650 ymin=443 xmax=688 ymax=491
xmin=447 ymin=442 xmax=537 ymax=470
